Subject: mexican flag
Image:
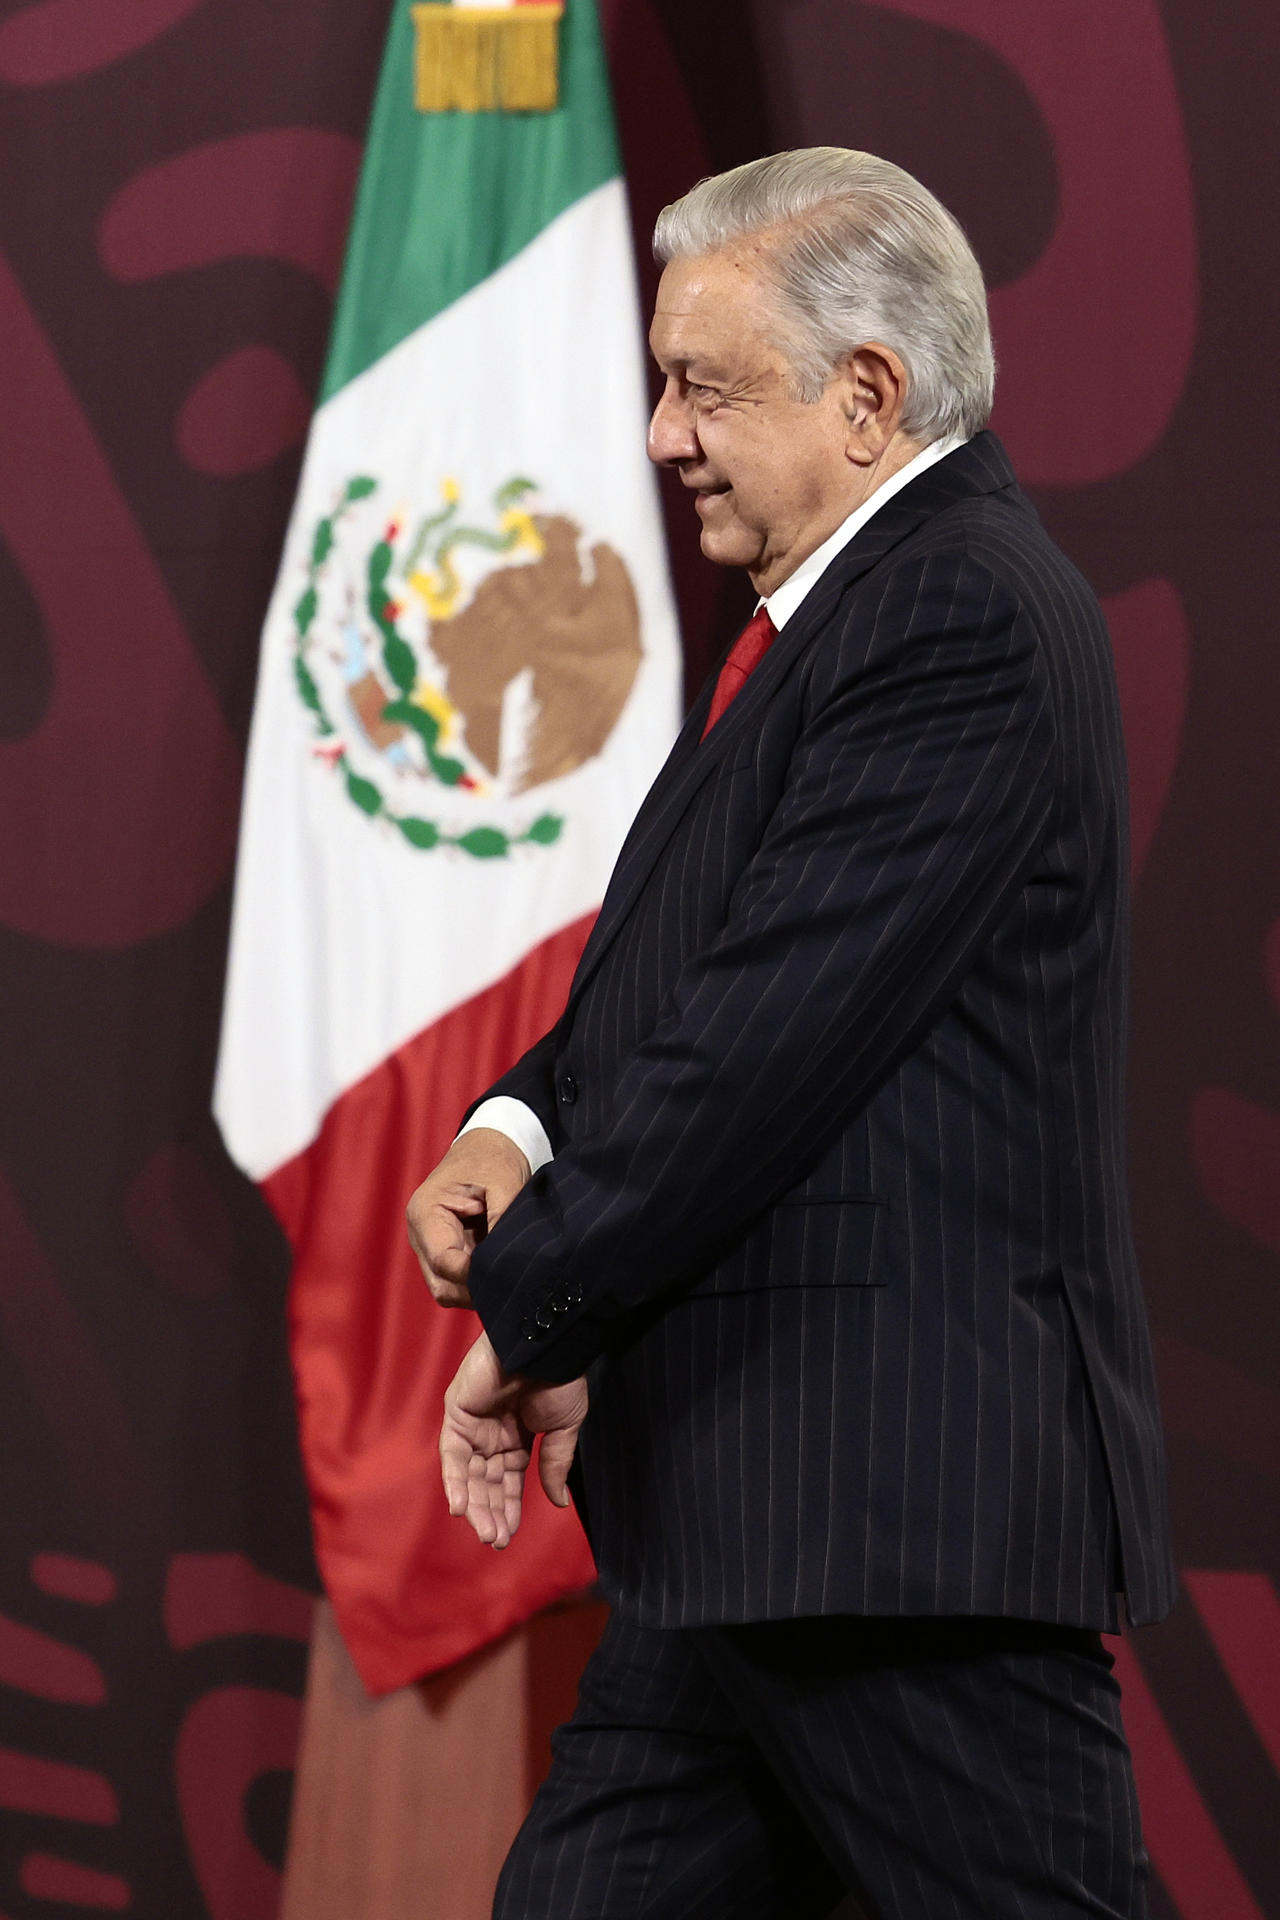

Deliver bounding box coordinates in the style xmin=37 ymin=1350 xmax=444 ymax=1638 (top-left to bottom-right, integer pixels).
xmin=214 ymin=0 xmax=679 ymax=1695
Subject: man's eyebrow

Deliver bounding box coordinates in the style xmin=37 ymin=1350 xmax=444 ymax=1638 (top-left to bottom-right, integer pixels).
xmin=652 ymin=350 xmax=728 ymax=381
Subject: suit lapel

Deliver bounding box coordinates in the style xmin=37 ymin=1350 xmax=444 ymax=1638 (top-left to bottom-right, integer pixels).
xmin=564 ymin=434 xmax=1018 ymax=1017
xmin=564 ymin=694 xmax=725 ymax=1012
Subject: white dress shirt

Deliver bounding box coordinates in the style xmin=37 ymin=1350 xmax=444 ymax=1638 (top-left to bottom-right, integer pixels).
xmin=459 ymin=434 xmax=966 ymax=1174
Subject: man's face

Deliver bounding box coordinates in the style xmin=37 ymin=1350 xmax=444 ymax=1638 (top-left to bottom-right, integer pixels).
xmin=647 ymin=248 xmax=862 ymax=596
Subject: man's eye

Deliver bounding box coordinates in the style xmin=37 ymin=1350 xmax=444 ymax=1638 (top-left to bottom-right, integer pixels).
xmin=688 ymin=384 xmax=718 ymax=404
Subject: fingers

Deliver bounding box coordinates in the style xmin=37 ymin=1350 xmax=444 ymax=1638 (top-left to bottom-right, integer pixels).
xmin=502 ymin=1461 xmax=526 ymax=1542
xmin=414 ymin=1186 xmax=486 ymax=1262
xmin=408 ymin=1184 xmax=486 ymax=1307
xmin=466 ymin=1454 xmax=503 ymax=1546
xmin=461 ymin=1446 xmax=529 ymax=1548
xmin=424 ymin=1271 xmax=474 ymax=1310
xmin=424 ymin=1276 xmax=473 ymax=1311
xmin=439 ymin=1393 xmax=530 ymax=1549
xmin=405 ymin=1136 xmax=534 ymax=1312
xmin=439 ymin=1419 xmax=473 ymax=1519
xmin=537 ymin=1424 xmax=580 ymax=1509
xmin=438 ymin=1342 xmax=584 ymax=1545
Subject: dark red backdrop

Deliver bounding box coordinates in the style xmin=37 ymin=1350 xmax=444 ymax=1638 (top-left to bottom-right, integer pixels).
xmin=1 ymin=2 xmax=1277 ymax=1915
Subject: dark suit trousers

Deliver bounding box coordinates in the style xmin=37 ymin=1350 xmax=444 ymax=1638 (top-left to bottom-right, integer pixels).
xmin=494 ymin=1612 xmax=1147 ymax=1920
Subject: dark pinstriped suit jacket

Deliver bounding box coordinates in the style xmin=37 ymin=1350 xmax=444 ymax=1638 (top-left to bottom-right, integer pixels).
xmin=468 ymin=432 xmax=1176 ymax=1634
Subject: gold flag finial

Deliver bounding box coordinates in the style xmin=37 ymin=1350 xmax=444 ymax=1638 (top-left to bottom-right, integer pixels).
xmin=411 ymin=3 xmax=565 ymax=113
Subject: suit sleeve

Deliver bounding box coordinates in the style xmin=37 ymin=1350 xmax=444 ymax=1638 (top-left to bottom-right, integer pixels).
xmin=457 ymin=1026 xmax=561 ymax=1143
xmin=469 ymin=551 xmax=1059 ymax=1380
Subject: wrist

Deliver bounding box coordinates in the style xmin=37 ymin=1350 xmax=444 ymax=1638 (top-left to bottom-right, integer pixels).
xmin=456 ymin=1097 xmax=553 ymax=1174
xmin=451 ymin=1127 xmax=530 ymax=1184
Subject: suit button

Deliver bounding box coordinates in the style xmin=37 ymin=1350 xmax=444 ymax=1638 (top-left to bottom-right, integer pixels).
xmin=558 ymin=1073 xmax=578 ymax=1106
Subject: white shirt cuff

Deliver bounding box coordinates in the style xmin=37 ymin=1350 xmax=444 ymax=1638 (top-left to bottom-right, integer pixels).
xmin=457 ymin=1096 xmax=554 ymax=1174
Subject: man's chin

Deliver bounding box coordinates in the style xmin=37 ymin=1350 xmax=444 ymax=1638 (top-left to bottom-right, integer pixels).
xmin=697 ymin=521 xmax=761 ymax=571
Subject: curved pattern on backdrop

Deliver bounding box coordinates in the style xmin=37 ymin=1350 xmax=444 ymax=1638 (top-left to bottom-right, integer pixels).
xmin=0 ymin=0 xmax=376 ymax=1908
xmin=0 ymin=0 xmax=211 ymax=86
xmin=879 ymin=0 xmax=1197 ymax=484
xmin=0 ymin=251 xmax=242 ymax=946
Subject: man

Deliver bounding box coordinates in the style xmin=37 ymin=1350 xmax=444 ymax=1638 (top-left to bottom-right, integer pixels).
xmin=408 ymin=148 xmax=1174 ymax=1919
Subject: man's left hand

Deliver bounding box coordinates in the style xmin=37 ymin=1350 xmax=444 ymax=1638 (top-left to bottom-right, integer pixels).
xmin=440 ymin=1331 xmax=589 ymax=1549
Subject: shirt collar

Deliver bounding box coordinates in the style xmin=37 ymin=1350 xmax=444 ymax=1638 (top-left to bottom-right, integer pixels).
xmin=763 ymin=434 xmax=967 ymax=632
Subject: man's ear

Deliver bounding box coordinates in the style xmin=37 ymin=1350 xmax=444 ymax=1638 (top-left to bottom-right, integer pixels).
xmin=838 ymin=343 xmax=909 ymax=465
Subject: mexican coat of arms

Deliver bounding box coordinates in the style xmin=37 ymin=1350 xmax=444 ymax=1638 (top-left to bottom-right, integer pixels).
xmin=292 ymin=474 xmax=643 ymax=856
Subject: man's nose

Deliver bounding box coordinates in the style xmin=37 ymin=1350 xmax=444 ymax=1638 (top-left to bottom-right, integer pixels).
xmin=647 ymin=384 xmax=698 ymax=466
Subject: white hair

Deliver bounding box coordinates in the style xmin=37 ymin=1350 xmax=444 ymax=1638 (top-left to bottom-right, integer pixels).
xmin=653 ymin=148 xmax=995 ymax=443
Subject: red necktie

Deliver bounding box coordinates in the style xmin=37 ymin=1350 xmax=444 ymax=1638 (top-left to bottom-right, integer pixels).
xmin=701 ymin=606 xmax=777 ymax=739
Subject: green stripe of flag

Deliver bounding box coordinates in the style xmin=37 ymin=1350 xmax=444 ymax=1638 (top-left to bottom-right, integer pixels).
xmin=321 ymin=0 xmax=621 ymax=402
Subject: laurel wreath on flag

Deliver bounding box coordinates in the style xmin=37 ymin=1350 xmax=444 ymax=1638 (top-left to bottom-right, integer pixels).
xmin=291 ymin=475 xmax=563 ymax=858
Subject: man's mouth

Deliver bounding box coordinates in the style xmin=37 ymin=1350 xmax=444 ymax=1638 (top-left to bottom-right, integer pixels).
xmin=694 ymin=485 xmax=731 ymax=513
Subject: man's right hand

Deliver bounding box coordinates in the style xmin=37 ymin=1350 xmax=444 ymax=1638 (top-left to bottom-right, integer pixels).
xmin=406 ymin=1128 xmax=531 ymax=1309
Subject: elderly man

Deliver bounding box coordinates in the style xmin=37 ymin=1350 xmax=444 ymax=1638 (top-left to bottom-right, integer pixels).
xmin=408 ymin=148 xmax=1174 ymax=1920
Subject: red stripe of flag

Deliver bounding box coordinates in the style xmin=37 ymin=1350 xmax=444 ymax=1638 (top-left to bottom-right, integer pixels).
xmin=266 ymin=917 xmax=597 ymax=1695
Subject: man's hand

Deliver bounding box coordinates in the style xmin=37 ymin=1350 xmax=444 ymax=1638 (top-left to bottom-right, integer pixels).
xmin=440 ymin=1331 xmax=589 ymax=1549
xmin=406 ymin=1128 xmax=531 ymax=1309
